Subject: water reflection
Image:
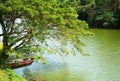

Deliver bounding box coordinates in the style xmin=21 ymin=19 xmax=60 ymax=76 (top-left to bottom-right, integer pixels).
xmin=15 ymin=29 xmax=120 ymax=81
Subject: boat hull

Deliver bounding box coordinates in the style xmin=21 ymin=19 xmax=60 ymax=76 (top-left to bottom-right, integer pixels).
xmin=8 ymin=59 xmax=33 ymax=69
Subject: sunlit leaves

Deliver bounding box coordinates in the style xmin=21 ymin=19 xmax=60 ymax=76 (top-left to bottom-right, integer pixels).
xmin=0 ymin=0 xmax=90 ymax=62
xmin=0 ymin=43 xmax=3 ymax=50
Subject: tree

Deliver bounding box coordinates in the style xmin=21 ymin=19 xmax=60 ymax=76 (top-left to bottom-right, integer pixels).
xmin=77 ymin=0 xmax=120 ymax=28
xmin=95 ymin=0 xmax=119 ymax=27
xmin=0 ymin=0 xmax=89 ymax=66
xmin=77 ymin=0 xmax=96 ymax=26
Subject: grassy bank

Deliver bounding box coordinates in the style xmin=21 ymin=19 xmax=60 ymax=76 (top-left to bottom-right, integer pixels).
xmin=0 ymin=43 xmax=26 ymax=81
xmin=0 ymin=68 xmax=26 ymax=81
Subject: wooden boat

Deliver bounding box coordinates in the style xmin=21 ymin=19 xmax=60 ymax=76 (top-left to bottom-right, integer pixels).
xmin=8 ymin=58 xmax=34 ymax=69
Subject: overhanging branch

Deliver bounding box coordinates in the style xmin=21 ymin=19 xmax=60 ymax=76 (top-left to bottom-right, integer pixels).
xmin=8 ymin=32 xmax=30 ymax=48
xmin=0 ymin=34 xmax=3 ymax=36
xmin=14 ymin=38 xmax=31 ymax=50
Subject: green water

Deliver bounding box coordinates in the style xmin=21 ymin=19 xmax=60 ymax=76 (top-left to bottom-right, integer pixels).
xmin=15 ymin=29 xmax=120 ymax=81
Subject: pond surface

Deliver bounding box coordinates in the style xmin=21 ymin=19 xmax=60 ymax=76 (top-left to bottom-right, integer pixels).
xmin=15 ymin=29 xmax=120 ymax=81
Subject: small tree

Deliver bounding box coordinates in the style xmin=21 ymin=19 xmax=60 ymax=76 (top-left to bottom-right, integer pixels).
xmin=0 ymin=0 xmax=89 ymax=65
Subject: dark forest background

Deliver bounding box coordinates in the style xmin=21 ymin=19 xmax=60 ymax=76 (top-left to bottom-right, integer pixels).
xmin=77 ymin=0 xmax=120 ymax=28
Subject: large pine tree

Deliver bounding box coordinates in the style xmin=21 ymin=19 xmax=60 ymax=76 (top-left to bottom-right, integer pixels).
xmin=0 ymin=0 xmax=89 ymax=66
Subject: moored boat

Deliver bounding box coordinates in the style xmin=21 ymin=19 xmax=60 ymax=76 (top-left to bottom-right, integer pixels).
xmin=8 ymin=58 xmax=34 ymax=69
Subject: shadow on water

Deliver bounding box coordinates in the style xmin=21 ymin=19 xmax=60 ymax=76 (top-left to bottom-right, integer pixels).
xmin=15 ymin=55 xmax=86 ymax=81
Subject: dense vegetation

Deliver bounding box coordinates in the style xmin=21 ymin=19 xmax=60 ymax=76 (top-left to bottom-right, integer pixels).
xmin=1 ymin=0 xmax=119 ymax=81
xmin=77 ymin=0 xmax=120 ymax=28
xmin=0 ymin=0 xmax=90 ymax=80
xmin=0 ymin=0 xmax=90 ymax=66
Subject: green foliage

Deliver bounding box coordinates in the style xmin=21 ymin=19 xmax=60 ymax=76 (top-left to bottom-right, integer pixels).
xmin=77 ymin=0 xmax=120 ymax=27
xmin=0 ymin=1 xmax=92 ymax=72
xmin=96 ymin=11 xmax=118 ymax=26
xmin=5 ymin=68 xmax=26 ymax=81
xmin=0 ymin=1 xmax=91 ymax=80
xmin=76 ymin=0 xmax=96 ymax=26
xmin=76 ymin=0 xmax=95 ymax=11
xmin=0 ymin=69 xmax=26 ymax=81
xmin=0 ymin=69 xmax=10 ymax=81
xmin=94 ymin=0 xmax=119 ymax=27
xmin=0 ymin=0 xmax=89 ymax=58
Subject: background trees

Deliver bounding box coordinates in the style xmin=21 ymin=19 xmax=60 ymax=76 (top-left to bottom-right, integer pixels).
xmin=0 ymin=0 xmax=89 ymax=65
xmin=95 ymin=0 xmax=119 ymax=27
xmin=77 ymin=0 xmax=120 ymax=28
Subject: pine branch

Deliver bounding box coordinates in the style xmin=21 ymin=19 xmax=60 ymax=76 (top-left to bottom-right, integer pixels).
xmin=8 ymin=32 xmax=30 ymax=48
xmin=14 ymin=38 xmax=31 ymax=50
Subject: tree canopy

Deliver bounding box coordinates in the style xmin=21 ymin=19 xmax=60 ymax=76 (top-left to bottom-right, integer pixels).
xmin=0 ymin=0 xmax=89 ymax=64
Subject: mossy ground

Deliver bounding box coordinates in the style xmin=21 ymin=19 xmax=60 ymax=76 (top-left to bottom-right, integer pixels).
xmin=0 ymin=69 xmax=26 ymax=81
xmin=0 ymin=69 xmax=10 ymax=81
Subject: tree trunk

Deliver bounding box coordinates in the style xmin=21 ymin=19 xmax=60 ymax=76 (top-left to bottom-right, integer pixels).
xmin=0 ymin=13 xmax=9 ymax=68
xmin=0 ymin=52 xmax=9 ymax=68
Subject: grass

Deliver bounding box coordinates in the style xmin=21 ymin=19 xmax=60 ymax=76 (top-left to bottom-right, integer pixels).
xmin=0 ymin=69 xmax=27 ymax=81
xmin=0 ymin=69 xmax=10 ymax=81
